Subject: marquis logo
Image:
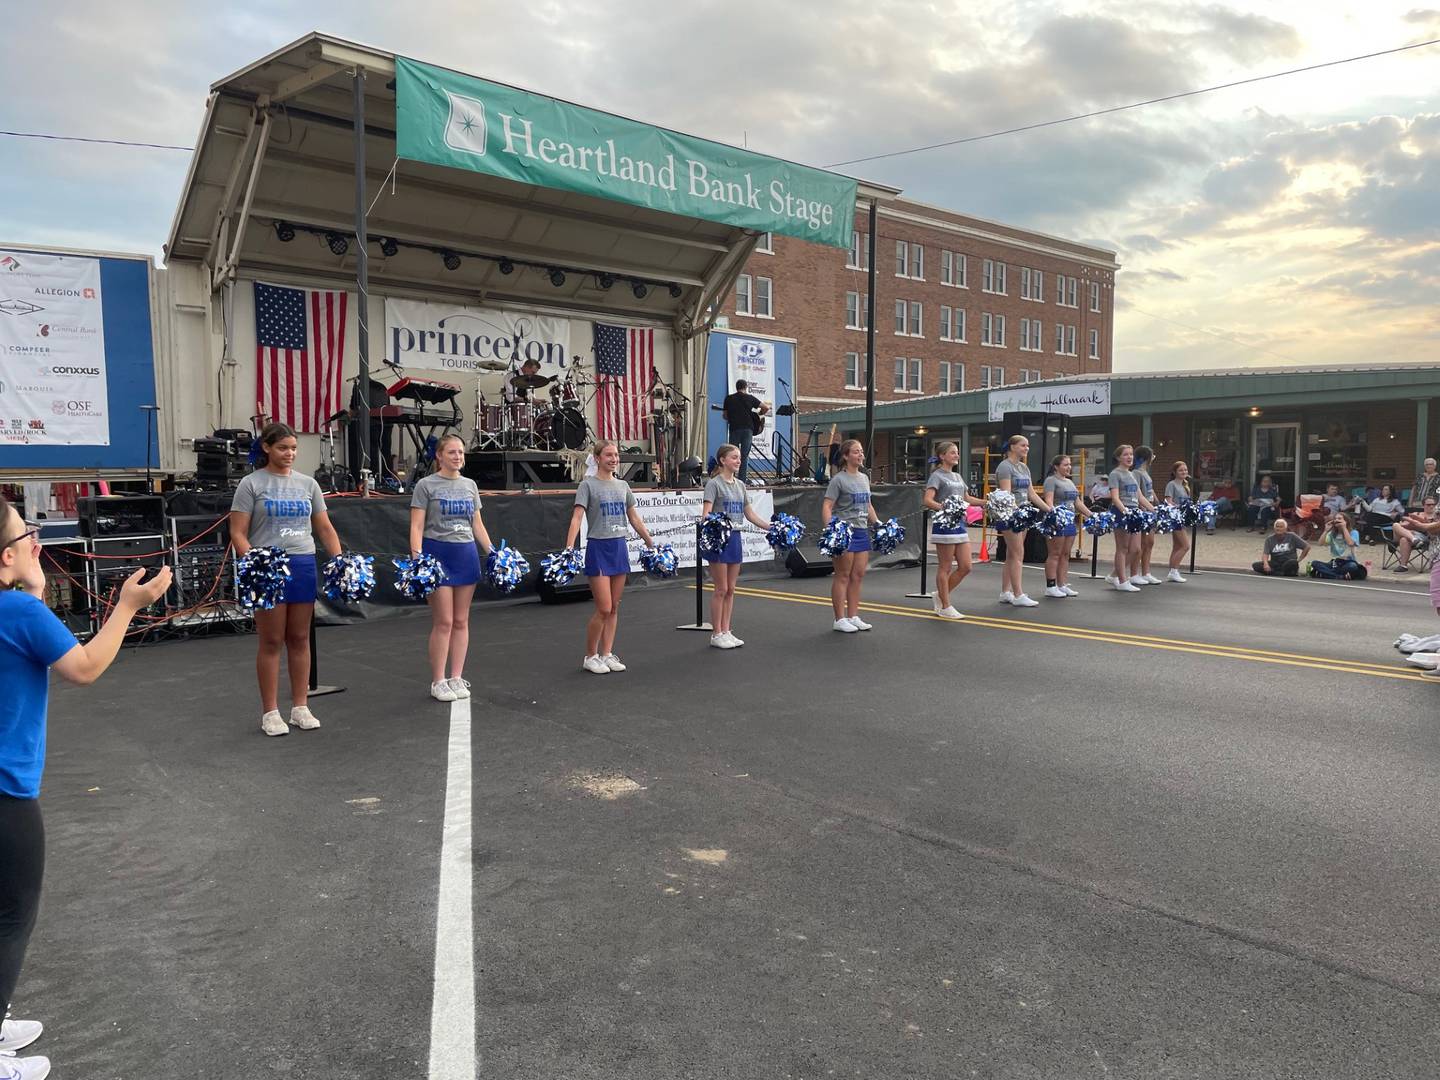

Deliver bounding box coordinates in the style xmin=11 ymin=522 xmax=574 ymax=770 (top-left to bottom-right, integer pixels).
xmin=0 ymin=298 xmax=42 ymax=316
xmin=443 ymin=90 xmax=487 ymax=157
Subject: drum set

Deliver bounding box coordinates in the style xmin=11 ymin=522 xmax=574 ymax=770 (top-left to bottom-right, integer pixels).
xmin=472 ymin=362 xmax=592 ymax=452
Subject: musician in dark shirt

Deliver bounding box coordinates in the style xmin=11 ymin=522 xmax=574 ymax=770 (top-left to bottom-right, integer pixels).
xmin=722 ymin=380 xmax=766 ymax=483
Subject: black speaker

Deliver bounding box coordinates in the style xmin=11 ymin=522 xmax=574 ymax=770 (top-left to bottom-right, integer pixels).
xmin=537 ymin=576 xmax=593 ymax=604
xmin=1000 ymin=411 xmax=1069 ymax=465
xmin=786 ymin=548 xmax=833 ymax=577
xmin=77 ymin=495 xmax=166 ymax=538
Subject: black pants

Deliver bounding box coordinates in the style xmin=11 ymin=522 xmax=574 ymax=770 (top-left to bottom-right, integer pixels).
xmin=1252 ymin=557 xmax=1299 ymax=576
xmin=0 ymin=797 xmax=44 ymax=1020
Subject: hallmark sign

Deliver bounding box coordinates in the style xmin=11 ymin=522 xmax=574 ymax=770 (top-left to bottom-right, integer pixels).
xmin=988 ymin=381 xmax=1111 ymax=422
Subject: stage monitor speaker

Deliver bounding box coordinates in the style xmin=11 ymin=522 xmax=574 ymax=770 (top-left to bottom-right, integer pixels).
xmin=77 ymin=495 xmax=166 ymax=539
xmin=999 ymin=410 xmax=1069 ymax=467
xmin=786 ymin=548 xmax=833 ymax=578
xmin=537 ymin=575 xmax=593 ymax=604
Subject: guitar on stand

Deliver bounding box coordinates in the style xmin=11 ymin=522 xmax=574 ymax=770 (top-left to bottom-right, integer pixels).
xmin=651 ymin=379 xmax=689 ymax=488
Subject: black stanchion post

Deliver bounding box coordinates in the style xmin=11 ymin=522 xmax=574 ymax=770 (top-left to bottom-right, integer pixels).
xmin=676 ymin=520 xmax=713 ymax=631
xmin=307 ymin=617 xmax=345 ymax=697
xmin=1090 ymin=533 xmax=1099 ymax=578
xmin=906 ymin=510 xmax=932 ymax=599
xmin=1189 ymin=522 xmax=1198 ymax=575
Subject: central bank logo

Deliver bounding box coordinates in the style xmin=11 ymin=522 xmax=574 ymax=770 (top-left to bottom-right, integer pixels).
xmin=443 ymin=90 xmax=487 ymax=157
xmin=0 ymin=298 xmax=42 ymax=316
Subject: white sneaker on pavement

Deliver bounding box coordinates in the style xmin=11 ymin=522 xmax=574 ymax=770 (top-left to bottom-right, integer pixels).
xmin=260 ymin=710 xmax=288 ymax=737
xmin=447 ymin=677 xmax=471 ymax=699
xmin=582 ymin=654 xmax=610 ymax=674
xmin=1167 ymin=569 xmax=1186 ymax=583
xmin=0 ymin=1054 xmax=50 ymax=1080
xmin=1116 ymin=581 xmax=1142 ymax=593
xmin=430 ymin=680 xmax=458 ymax=701
xmin=850 ymin=616 xmax=873 ymax=630
xmin=288 ymin=705 xmax=320 ymax=730
xmin=998 ymin=591 xmax=1015 ymax=604
xmin=0 ymin=1020 xmax=42 ymax=1054
xmin=724 ymin=632 xmax=744 ymax=646
xmin=1011 ymin=594 xmax=1039 ymax=607
xmin=1130 ymin=575 xmax=1149 ymax=586
xmin=1104 ymin=575 xmax=1118 ymax=586
xmin=1043 ymin=586 xmax=1067 ymax=598
xmin=833 ymin=618 xmax=858 ymax=633
xmin=1061 ymin=584 xmax=1080 ymax=596
xmin=937 ymin=606 xmax=965 ymax=620
xmin=710 ymin=634 xmax=737 ymax=649
xmin=1145 ymin=573 xmax=1164 ymax=584
xmin=602 ymin=654 xmax=627 ymax=672
xmin=1405 ymin=652 xmax=1440 ymax=670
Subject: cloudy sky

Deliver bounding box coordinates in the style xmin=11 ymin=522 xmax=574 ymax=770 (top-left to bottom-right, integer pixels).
xmin=1 ymin=2 xmax=1436 ymax=372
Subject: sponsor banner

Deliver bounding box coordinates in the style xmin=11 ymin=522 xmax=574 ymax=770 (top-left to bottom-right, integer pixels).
xmin=580 ymin=490 xmax=775 ymax=569
xmin=384 ymin=297 xmax=572 ymax=379
xmin=0 ymin=250 xmax=108 ymax=445
xmin=395 ymin=58 xmax=857 ymax=248
xmin=726 ymin=336 xmax=775 ymax=411
xmin=988 ymin=381 xmax=1111 ymax=422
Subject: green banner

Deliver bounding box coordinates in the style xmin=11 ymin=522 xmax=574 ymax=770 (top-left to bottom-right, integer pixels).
xmin=395 ymin=58 xmax=857 ymax=248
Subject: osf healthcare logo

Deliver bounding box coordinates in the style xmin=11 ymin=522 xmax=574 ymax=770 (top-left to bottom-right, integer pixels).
xmin=51 ymin=400 xmax=66 ymax=416
xmin=54 ymin=400 xmax=97 ymax=415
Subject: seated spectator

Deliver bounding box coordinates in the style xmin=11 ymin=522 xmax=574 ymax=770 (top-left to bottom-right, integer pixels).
xmin=1311 ymin=513 xmax=1366 ymax=579
xmin=1320 ymin=483 xmax=1348 ymax=521
xmin=1359 ymin=483 xmax=1405 ymax=543
xmin=1087 ymin=472 xmax=1111 ymax=505
xmin=1391 ymin=496 xmax=1438 ymax=572
xmin=1252 ymin=518 xmax=1309 ymax=576
xmin=1246 ymin=474 xmax=1282 ymax=531
xmin=1410 ymin=457 xmax=1440 ymax=511
xmin=1205 ymin=478 xmax=1239 ymax=529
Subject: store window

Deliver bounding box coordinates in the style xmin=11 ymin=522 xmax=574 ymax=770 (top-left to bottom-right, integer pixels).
xmin=893 ymin=435 xmax=928 ymax=482
xmin=1192 ymin=418 xmax=1242 ymax=490
xmin=1306 ymin=412 xmax=1368 ymax=486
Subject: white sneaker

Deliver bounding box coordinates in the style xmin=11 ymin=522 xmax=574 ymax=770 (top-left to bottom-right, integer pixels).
xmin=1011 ymin=593 xmax=1040 ymax=607
xmin=1104 ymin=575 xmax=1118 ymax=586
xmin=1116 ymin=581 xmax=1142 ymax=593
xmin=1061 ymin=584 xmax=1079 ymax=596
xmin=1130 ymin=575 xmax=1149 ymax=586
xmin=430 ymin=680 xmax=459 ymax=701
xmin=937 ymin=606 xmax=965 ymax=620
xmin=1167 ymin=569 xmax=1186 ymax=583
xmin=0 ymin=1054 xmax=49 ymax=1080
xmin=602 ymin=654 xmax=627 ymax=672
xmin=1144 ymin=573 xmax=1164 ymax=584
xmin=724 ymin=632 xmax=744 ymax=647
xmin=447 ymin=678 xmax=471 ymax=699
xmin=1044 ymin=586 xmax=1067 ymax=598
xmin=833 ymin=618 xmax=858 ymax=633
xmin=260 ymin=710 xmax=288 ymax=737
xmin=850 ymin=616 xmax=873 ymax=630
xmin=932 ymin=596 xmax=944 ymax=613
xmin=288 ymin=705 xmax=320 ymax=730
xmin=0 ymin=1020 xmax=42 ymax=1054
xmin=582 ymin=654 xmax=610 ymax=674
xmin=710 ymin=634 xmax=737 ymax=649
xmin=1405 ymin=652 xmax=1440 ymax=670
xmin=998 ymin=591 xmax=1015 ymax=604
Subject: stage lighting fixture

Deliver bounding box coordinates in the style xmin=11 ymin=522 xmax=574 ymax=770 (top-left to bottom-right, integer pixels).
xmin=442 ymin=251 xmax=462 ymax=271
xmin=668 ymin=283 xmax=683 ymax=298
xmin=547 ymin=268 xmax=567 ymax=288
xmin=631 ymin=281 xmax=649 ymax=299
xmin=325 ymin=232 xmax=350 ymax=256
xmin=597 ymin=272 xmax=615 ymax=290
xmin=273 ymin=221 xmax=296 ymax=243
xmin=378 ymin=236 xmax=399 ymax=257
xmin=497 ymin=257 xmax=515 ymax=275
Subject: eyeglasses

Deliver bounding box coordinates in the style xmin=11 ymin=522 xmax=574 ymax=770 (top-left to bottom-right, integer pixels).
xmin=2 ymin=525 xmax=40 ymax=551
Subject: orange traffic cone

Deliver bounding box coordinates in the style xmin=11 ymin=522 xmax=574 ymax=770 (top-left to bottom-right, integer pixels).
xmin=977 ymin=536 xmax=990 ymax=563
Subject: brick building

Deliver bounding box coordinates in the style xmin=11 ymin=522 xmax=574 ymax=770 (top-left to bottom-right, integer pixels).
xmin=719 ymin=196 xmax=1120 ymax=411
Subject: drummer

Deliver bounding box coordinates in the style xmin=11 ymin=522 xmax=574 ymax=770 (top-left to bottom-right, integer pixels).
xmin=506 ymin=358 xmax=555 ymax=403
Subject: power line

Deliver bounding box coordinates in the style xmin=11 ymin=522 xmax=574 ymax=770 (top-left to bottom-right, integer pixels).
xmin=1123 ymin=303 xmax=1302 ymax=365
xmin=0 ymin=130 xmax=193 ymax=151
xmin=826 ymin=37 xmax=1440 ymax=168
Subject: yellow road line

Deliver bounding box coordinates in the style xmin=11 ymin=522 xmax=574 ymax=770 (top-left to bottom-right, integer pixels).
xmin=704 ymin=583 xmax=1432 ymax=684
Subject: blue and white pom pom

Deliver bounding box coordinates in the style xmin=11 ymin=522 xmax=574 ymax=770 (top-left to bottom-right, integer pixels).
xmin=321 ymin=552 xmax=375 ymax=603
xmin=1084 ymin=510 xmax=1117 ymax=537
xmin=484 ymin=541 xmax=531 ymax=595
xmin=393 ymin=553 xmax=447 ymax=601
xmin=235 ymin=546 xmax=291 ymax=611
xmin=697 ymin=511 xmax=734 ymax=557
xmin=1035 ymin=505 xmax=1076 ymax=538
xmin=540 ymin=546 xmax=584 ymax=587
xmin=1119 ymin=507 xmax=1154 ymax=533
xmin=932 ymin=495 xmax=967 ymax=533
xmin=765 ymin=512 xmax=805 ymax=551
xmin=817 ymin=516 xmax=853 ymax=557
xmin=1196 ymin=499 xmax=1219 ymax=528
xmin=986 ymin=489 xmax=1018 ymax=528
xmin=1151 ymin=504 xmax=1186 ymax=534
xmin=639 ymin=542 xmax=679 ymax=578
xmin=870 ymin=516 xmax=906 ymax=555
xmin=1007 ymin=504 xmax=1044 ymax=533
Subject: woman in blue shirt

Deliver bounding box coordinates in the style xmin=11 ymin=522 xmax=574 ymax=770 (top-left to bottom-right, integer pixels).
xmin=0 ymin=495 xmax=172 ymax=1079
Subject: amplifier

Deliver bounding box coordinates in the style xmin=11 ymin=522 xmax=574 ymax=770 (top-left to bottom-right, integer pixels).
xmin=77 ymin=495 xmax=166 ymax=539
xmin=37 ymin=538 xmax=93 ymax=639
xmin=785 ymin=548 xmax=834 ymax=578
xmin=89 ymin=534 xmax=169 ymax=622
xmin=195 ymin=453 xmax=249 ymax=490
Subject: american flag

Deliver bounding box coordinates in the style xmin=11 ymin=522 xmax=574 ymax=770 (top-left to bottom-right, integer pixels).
xmin=254 ymin=282 xmax=349 ymax=433
xmin=593 ymin=323 xmax=656 ymax=442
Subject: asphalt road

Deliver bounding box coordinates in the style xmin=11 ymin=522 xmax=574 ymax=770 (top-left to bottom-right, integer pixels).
xmin=21 ymin=559 xmax=1440 ymax=1079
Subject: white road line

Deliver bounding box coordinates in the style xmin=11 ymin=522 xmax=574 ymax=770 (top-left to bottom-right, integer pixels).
xmin=429 ymin=695 xmax=475 ymax=1080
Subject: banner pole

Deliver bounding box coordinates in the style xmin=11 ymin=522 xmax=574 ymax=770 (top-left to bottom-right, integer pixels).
xmin=906 ymin=510 xmax=932 ymax=599
xmin=307 ymin=617 xmax=345 ymax=697
xmin=676 ymin=520 xmax=713 ymax=631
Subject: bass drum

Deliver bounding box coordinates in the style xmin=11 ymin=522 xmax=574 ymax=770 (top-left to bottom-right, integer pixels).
xmin=536 ymin=405 xmax=588 ymax=450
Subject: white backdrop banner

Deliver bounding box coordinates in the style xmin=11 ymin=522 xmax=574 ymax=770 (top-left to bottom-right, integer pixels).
xmin=726 ymin=336 xmax=775 ymax=406
xmin=580 ymin=489 xmax=775 ymax=569
xmin=0 ymin=250 xmax=108 ymax=446
xmin=385 ymin=298 xmax=573 ymax=378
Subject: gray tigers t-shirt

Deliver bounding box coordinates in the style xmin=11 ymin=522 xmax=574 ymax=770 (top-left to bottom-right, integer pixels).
xmin=231 ymin=470 xmax=326 ymax=554
xmin=575 ymin=477 xmax=636 ymax=540
xmin=411 ymin=473 xmax=482 ymax=544
xmin=703 ymin=475 xmax=748 ymax=525
xmin=995 ymin=459 xmax=1033 ymax=505
xmin=824 ymin=470 xmax=873 ymax=526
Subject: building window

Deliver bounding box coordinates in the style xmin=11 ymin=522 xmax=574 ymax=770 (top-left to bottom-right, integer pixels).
xmin=845 ymin=291 xmax=869 ymax=330
xmin=753 ymin=276 xmax=773 ymax=318
xmin=896 ymin=240 xmax=908 ymax=278
xmin=893 ymin=357 xmax=906 ymax=392
xmin=982 ymin=365 xmax=1007 ymax=387
xmin=912 ymin=245 xmax=923 ymax=280
xmin=940 ymin=305 xmax=952 ymax=341
xmin=848 ymin=230 xmax=869 ymax=270
xmin=1028 ymin=368 xmax=1041 ymax=382
xmin=995 ymin=365 xmax=1006 ymax=385
xmin=1021 ymin=267 xmax=1044 ymax=301
xmin=1053 ymin=324 xmax=1076 ymax=355
xmin=899 ymin=300 xmax=922 ymax=335
xmin=895 ymin=241 xmax=925 ymax=280
xmin=953 ymin=307 xmax=966 ymax=342
xmin=1055 ymin=275 xmax=1079 ymax=307
xmin=982 ymin=312 xmax=1006 ymax=347
xmin=980 ymin=365 xmax=991 ymax=388
xmin=845 ymin=352 xmax=865 ymax=389
xmin=909 ymin=301 xmax=922 ymax=336
xmin=1066 ymin=325 xmax=1076 ymax=355
xmin=1020 ymin=317 xmax=1043 ymax=352
xmin=938 ymin=361 xmax=951 ymax=393
xmin=735 ymin=274 xmax=752 ymax=316
xmin=982 ymin=259 xmax=1008 ymax=294
xmin=941 ymin=251 xmax=968 ymax=288
xmin=1089 ymin=328 xmax=1100 ymax=359
xmin=909 ymin=358 xmax=922 ymax=392
xmin=894 ymin=299 xmax=907 ymax=335
xmin=893 ymin=357 xmax=923 ymax=393
xmin=754 ymin=232 xmax=773 ymax=254
xmin=1089 ymin=281 xmax=1101 ymax=312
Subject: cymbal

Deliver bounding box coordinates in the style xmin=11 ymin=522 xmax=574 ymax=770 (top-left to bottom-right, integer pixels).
xmin=473 ymin=359 xmax=508 ymax=372
xmin=511 ymin=373 xmax=555 ymax=387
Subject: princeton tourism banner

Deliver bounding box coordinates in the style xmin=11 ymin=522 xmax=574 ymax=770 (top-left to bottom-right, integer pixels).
xmin=395 ymin=58 xmax=857 ymax=248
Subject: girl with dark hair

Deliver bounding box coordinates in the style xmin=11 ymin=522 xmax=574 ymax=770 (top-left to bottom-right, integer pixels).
xmin=230 ymin=422 xmax=343 ymax=736
xmin=0 ymin=495 xmax=172 ymax=1078
xmin=1163 ymin=461 xmax=1193 ymax=582
xmin=922 ymin=441 xmax=985 ymax=619
xmin=1106 ymin=444 xmax=1155 ymax=592
xmin=1130 ymin=445 xmax=1162 ymax=584
xmin=702 ymin=443 xmax=775 ymax=648
xmin=1041 ymin=454 xmax=1090 ymax=598
xmin=565 ymin=440 xmax=658 ymax=673
xmin=409 ymin=433 xmax=494 ymax=701
xmin=824 ymin=439 xmax=880 ymax=631
xmin=994 ymin=434 xmax=1049 ymax=607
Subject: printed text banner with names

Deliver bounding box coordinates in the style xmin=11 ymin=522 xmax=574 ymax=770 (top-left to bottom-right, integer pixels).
xmin=395 ymin=58 xmax=857 ymax=248
xmin=579 ymin=490 xmax=775 ymax=570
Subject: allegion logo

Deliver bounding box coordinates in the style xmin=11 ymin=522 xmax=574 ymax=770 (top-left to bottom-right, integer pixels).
xmin=0 ymin=299 xmax=42 ymax=316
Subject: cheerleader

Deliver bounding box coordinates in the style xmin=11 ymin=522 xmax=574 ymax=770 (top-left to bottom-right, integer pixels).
xmin=1105 ymin=443 xmax=1155 ymax=593
xmin=922 ymin=441 xmax=985 ymax=619
xmin=1041 ymin=454 xmax=1090 ymax=598
xmin=564 ymin=440 xmax=658 ymax=674
xmin=1130 ymin=445 xmax=1162 ymax=584
xmin=229 ymin=422 xmax=343 ymax=736
xmin=409 ymin=433 xmax=494 ymax=702
xmin=1162 ymin=461 xmax=1192 ymax=582
xmin=994 ymin=434 xmax=1049 ymax=607
xmin=702 ymin=443 xmax=775 ymax=648
xmin=823 ymin=439 xmax=880 ymax=632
